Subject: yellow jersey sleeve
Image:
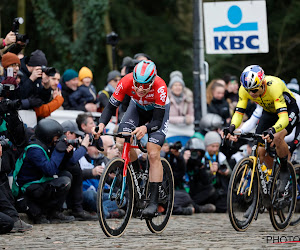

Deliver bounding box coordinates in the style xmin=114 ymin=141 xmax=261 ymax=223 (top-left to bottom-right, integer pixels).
xmin=230 ymin=87 xmax=249 ymax=128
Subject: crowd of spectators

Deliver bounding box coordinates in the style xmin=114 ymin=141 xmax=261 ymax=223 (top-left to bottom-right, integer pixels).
xmin=0 ymin=28 xmax=299 ymax=236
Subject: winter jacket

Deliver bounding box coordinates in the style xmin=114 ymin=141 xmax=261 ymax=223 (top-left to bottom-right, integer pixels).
xmin=169 ymin=87 xmax=194 ymax=125
xmin=207 ymin=97 xmax=230 ymax=126
xmin=16 ymin=139 xmax=65 ymax=187
xmin=34 ymin=95 xmax=64 ymax=118
xmin=61 ymin=81 xmax=86 ymax=111
xmin=69 ymin=84 xmax=97 ymax=108
xmin=19 ymin=57 xmax=51 ymax=102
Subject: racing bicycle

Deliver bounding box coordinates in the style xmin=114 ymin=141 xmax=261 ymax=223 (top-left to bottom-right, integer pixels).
xmin=97 ymin=133 xmax=174 ymax=237
xmin=225 ymin=131 xmax=297 ymax=231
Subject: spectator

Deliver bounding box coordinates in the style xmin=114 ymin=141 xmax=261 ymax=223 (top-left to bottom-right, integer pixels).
xmin=98 ymin=70 xmax=121 ymax=112
xmin=207 ymin=79 xmax=230 ymax=126
xmin=223 ymin=74 xmax=239 ymax=116
xmin=79 ymin=135 xmax=123 ymax=218
xmin=60 ymin=69 xmax=80 ymax=110
xmin=0 ymin=53 xmax=44 ymax=111
xmin=168 ymin=71 xmax=194 ymax=125
xmin=0 ymin=32 xmax=16 ymax=49
xmin=203 ymin=131 xmax=231 ymax=212
xmin=60 ymin=120 xmax=97 ymax=221
xmin=69 ymin=66 xmax=98 ymax=112
xmin=286 ymin=78 xmax=299 ymax=94
xmin=185 ymin=137 xmax=216 ymax=213
xmin=13 ymin=119 xmax=75 ymax=224
xmin=133 ymin=53 xmax=151 ymax=61
xmin=34 ymin=70 xmax=64 ymax=119
xmin=19 ymin=50 xmax=51 ymax=102
xmin=76 ymin=113 xmax=96 ymax=135
xmin=0 ymin=143 xmax=33 ymax=234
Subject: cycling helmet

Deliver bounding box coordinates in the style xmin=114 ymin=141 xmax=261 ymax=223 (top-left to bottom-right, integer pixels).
xmin=35 ymin=118 xmax=63 ymax=145
xmin=133 ymin=60 xmax=157 ymax=84
xmin=185 ymin=138 xmax=205 ymax=152
xmin=240 ymin=65 xmax=265 ymax=90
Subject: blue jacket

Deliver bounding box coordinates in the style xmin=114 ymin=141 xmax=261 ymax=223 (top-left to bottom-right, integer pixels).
xmin=17 ymin=146 xmax=65 ymax=187
xmin=69 ymin=84 xmax=97 ymax=109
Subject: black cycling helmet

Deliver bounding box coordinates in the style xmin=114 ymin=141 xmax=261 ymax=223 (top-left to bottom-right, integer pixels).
xmin=35 ymin=118 xmax=63 ymax=145
xmin=185 ymin=138 xmax=205 ymax=151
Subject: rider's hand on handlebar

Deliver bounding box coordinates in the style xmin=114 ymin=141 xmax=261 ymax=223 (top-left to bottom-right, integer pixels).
xmin=132 ymin=125 xmax=147 ymax=140
xmin=262 ymin=127 xmax=275 ymax=145
xmin=93 ymin=123 xmax=105 ymax=139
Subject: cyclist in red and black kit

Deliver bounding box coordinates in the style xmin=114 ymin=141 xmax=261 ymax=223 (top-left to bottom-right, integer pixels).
xmin=96 ymin=60 xmax=170 ymax=218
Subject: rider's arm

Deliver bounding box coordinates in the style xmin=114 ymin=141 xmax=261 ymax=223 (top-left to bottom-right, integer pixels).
xmin=98 ymin=99 xmax=118 ymax=125
xmin=145 ymin=105 xmax=165 ymax=134
xmin=230 ymin=87 xmax=249 ymax=129
xmin=272 ymin=91 xmax=289 ymax=133
xmin=240 ymin=105 xmax=262 ymax=133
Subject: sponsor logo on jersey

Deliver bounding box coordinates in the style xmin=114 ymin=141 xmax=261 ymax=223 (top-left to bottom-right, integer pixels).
xmin=115 ymin=82 xmax=123 ymax=95
xmin=157 ymin=86 xmax=167 ymax=103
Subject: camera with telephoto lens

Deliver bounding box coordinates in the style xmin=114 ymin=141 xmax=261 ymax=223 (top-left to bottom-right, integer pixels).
xmin=41 ymin=66 xmax=56 ymax=76
xmin=106 ymin=31 xmax=119 ymax=46
xmin=12 ymin=17 xmax=29 ymax=43
xmin=0 ymin=99 xmax=21 ymax=115
xmin=169 ymin=141 xmax=182 ymax=151
xmin=66 ymin=138 xmax=80 ymax=148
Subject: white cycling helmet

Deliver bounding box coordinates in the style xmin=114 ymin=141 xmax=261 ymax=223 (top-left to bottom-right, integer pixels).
xmin=240 ymin=65 xmax=265 ymax=90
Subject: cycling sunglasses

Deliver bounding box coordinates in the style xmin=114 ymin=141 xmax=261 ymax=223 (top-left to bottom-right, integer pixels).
xmin=133 ymin=79 xmax=154 ymax=90
xmin=246 ymin=87 xmax=260 ymax=93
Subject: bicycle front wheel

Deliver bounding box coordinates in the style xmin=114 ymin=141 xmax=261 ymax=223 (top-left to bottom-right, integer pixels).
xmin=227 ymin=157 xmax=259 ymax=231
xmin=97 ymin=158 xmax=134 ymax=237
xmin=269 ymin=162 xmax=297 ymax=231
xmin=290 ymin=164 xmax=300 ymax=226
xmin=146 ymin=158 xmax=174 ymax=233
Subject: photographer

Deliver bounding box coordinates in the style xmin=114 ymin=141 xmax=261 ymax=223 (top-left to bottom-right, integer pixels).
xmin=202 ymin=131 xmax=231 ymax=212
xmin=60 ymin=120 xmax=97 ymax=221
xmin=12 ymin=119 xmax=75 ymax=224
xmin=34 ymin=69 xmax=64 ymax=119
xmin=0 ymin=32 xmax=16 ymax=49
xmin=164 ymin=141 xmax=186 ymax=190
xmin=19 ymin=50 xmax=52 ymax=102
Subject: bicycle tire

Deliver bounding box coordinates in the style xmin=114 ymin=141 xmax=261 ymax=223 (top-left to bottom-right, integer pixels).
xmin=290 ymin=164 xmax=300 ymax=226
xmin=269 ymin=162 xmax=297 ymax=231
xmin=146 ymin=158 xmax=174 ymax=233
xmin=97 ymin=158 xmax=134 ymax=237
xmin=227 ymin=157 xmax=260 ymax=231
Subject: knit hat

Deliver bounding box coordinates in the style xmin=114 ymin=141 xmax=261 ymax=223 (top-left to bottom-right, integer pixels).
xmin=78 ymin=66 xmax=93 ymax=81
xmin=107 ymin=70 xmax=121 ymax=83
xmin=286 ymin=78 xmax=299 ymax=94
xmin=62 ymin=69 xmax=78 ymax=83
xmin=169 ymin=71 xmax=185 ymax=88
xmin=1 ymin=52 xmax=21 ymax=69
xmin=27 ymin=50 xmax=47 ymax=66
xmin=204 ymin=131 xmax=221 ymax=147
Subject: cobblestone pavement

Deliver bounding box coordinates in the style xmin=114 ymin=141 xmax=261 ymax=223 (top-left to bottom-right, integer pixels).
xmin=1 ymin=213 xmax=300 ymax=249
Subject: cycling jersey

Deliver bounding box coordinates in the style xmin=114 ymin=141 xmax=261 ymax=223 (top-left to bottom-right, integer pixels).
xmin=110 ymin=73 xmax=169 ymax=111
xmin=231 ymin=75 xmax=296 ymax=133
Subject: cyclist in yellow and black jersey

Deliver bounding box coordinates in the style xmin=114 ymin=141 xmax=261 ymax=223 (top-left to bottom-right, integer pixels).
xmin=226 ymin=65 xmax=299 ymax=194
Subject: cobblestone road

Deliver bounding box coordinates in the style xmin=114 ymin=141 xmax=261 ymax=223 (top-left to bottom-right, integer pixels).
xmin=1 ymin=213 xmax=299 ymax=249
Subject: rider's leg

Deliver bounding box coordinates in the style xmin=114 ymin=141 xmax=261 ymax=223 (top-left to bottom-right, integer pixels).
xmin=258 ymin=147 xmax=273 ymax=168
xmin=142 ymin=142 xmax=163 ymax=218
xmin=273 ymin=129 xmax=290 ymax=193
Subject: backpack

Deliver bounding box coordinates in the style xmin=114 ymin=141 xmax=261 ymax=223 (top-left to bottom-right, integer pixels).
xmin=12 ymin=144 xmax=53 ymax=197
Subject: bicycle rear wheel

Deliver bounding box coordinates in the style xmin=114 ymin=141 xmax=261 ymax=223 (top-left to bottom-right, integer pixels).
xmin=227 ymin=157 xmax=259 ymax=231
xmin=97 ymin=158 xmax=134 ymax=237
xmin=146 ymin=158 xmax=174 ymax=233
xmin=269 ymin=162 xmax=297 ymax=231
xmin=290 ymin=164 xmax=300 ymax=226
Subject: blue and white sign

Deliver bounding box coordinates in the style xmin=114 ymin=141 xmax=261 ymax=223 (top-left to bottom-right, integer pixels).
xmin=203 ymin=1 xmax=269 ymax=54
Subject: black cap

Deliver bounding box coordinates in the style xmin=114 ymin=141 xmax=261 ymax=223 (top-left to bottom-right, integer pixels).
xmin=27 ymin=50 xmax=47 ymax=67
